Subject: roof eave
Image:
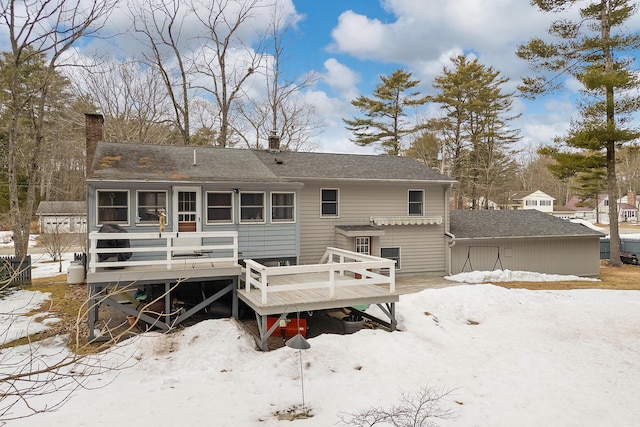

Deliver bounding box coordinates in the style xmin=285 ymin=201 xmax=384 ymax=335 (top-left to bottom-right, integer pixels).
xmin=453 ymin=233 xmax=604 ymax=240
xmin=279 ymin=177 xmax=457 ymax=184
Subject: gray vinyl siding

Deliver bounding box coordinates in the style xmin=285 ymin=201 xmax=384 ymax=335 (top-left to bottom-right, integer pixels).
xmin=299 ymin=181 xmax=448 ymax=273
xmin=377 ymin=226 xmax=446 ymax=274
xmin=451 ymin=236 xmax=601 ymax=277
xmin=237 ymin=224 xmax=298 ymax=260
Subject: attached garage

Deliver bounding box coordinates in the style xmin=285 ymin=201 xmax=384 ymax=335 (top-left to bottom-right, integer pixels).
xmin=449 ymin=210 xmax=603 ymax=277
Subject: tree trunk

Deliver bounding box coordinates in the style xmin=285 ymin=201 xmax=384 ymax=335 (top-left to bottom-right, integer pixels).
xmin=602 ymin=0 xmax=621 ymax=266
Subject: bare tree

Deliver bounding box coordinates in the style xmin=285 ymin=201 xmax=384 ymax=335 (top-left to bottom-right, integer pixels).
xmin=237 ymin=95 xmax=322 ymax=151
xmin=0 ymin=0 xmax=119 ymax=260
xmin=339 ymin=386 xmax=457 ymax=427
xmin=70 ymin=58 xmax=175 ymax=144
xmin=239 ymin=5 xmax=322 ymax=151
xmin=130 ymin=0 xmax=195 ymax=145
xmin=192 ymin=0 xmax=266 ymax=147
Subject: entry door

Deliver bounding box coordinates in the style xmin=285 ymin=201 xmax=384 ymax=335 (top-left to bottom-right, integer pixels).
xmin=173 ymin=186 xmax=202 ymax=252
xmin=354 ymin=237 xmax=371 ymax=279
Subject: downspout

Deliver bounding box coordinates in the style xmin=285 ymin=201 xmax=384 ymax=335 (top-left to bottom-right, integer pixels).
xmin=444 ymin=183 xmax=455 ymax=275
xmin=444 ymin=231 xmax=456 ymax=276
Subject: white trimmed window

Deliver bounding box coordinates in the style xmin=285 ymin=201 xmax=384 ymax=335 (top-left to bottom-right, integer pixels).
xmin=321 ymin=189 xmax=339 ymax=217
xmin=97 ymin=190 xmax=129 ymax=225
xmin=137 ymin=191 xmax=167 ymax=225
xmin=539 ymin=200 xmax=552 ymax=206
xmin=408 ymin=190 xmax=424 ymax=215
xmin=240 ymin=192 xmax=265 ymax=223
xmin=526 ymin=200 xmax=538 ymax=206
xmin=207 ymin=192 xmax=234 ymax=224
xmin=381 ymin=247 xmax=400 ymax=270
xmin=355 ymin=237 xmax=370 ymax=255
xmin=271 ymin=192 xmax=295 ymax=223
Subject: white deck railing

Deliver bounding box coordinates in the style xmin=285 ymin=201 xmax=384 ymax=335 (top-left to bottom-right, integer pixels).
xmin=88 ymin=231 xmax=238 ymax=273
xmin=244 ymin=247 xmax=396 ymax=304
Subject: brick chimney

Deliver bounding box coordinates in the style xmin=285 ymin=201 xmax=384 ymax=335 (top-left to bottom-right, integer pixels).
xmin=628 ymin=191 xmax=637 ymax=208
xmin=85 ymin=113 xmax=104 ymax=175
xmin=268 ymin=130 xmax=280 ymax=152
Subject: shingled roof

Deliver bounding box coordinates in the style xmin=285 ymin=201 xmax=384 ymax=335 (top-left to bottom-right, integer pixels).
xmin=88 ymin=142 xmax=456 ymax=184
xmin=253 ymin=150 xmax=454 ymax=182
xmin=88 ymin=142 xmax=283 ymax=183
xmin=449 ymin=210 xmax=604 ymax=239
xmin=36 ymin=201 xmax=86 ymax=215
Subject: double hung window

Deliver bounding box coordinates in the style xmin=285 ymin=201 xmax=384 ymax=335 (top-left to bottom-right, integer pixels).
xmin=408 ymin=190 xmax=424 ymax=215
xmin=137 ymin=191 xmax=167 ymax=224
xmin=321 ymin=189 xmax=339 ymax=217
xmin=207 ymin=192 xmax=233 ymax=224
xmin=97 ymin=190 xmax=129 ymax=225
xmin=272 ymin=192 xmax=295 ymax=222
xmin=240 ymin=192 xmax=265 ymax=223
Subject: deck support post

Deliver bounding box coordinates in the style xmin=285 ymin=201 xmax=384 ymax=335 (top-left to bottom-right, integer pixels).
xmin=164 ymin=281 xmax=171 ymax=326
xmin=254 ymin=311 xmax=293 ymax=351
xmin=87 ymin=284 xmax=101 ymax=341
xmin=348 ymin=302 xmax=397 ymax=331
xmin=232 ymin=278 xmax=238 ymax=320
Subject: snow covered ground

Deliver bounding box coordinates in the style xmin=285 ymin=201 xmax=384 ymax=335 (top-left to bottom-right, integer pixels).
xmin=1 ymin=257 xmax=639 ymax=426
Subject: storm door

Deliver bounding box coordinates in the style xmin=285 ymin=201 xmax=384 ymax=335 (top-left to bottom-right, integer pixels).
xmin=172 ymin=186 xmax=202 ymax=253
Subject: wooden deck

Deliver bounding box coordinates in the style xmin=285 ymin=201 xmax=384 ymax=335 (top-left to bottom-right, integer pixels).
xmin=240 ymin=248 xmax=399 ymax=350
xmin=238 ymin=271 xmax=398 ymax=316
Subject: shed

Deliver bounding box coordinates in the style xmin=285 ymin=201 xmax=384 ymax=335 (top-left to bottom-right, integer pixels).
xmin=449 ymin=210 xmax=603 ymax=277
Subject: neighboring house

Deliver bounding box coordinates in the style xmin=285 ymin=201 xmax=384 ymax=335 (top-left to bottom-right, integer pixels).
xmin=565 ymin=193 xmax=638 ymax=223
xmin=83 ymin=114 xmax=456 ymax=346
xmin=449 ymin=210 xmax=604 ymax=277
xmin=617 ymin=191 xmax=638 ymax=223
xmin=550 ymin=205 xmax=577 ymax=220
xmin=36 ymin=201 xmax=87 ymax=233
xmin=506 ymin=190 xmax=555 ymax=213
xmin=563 ymin=196 xmax=598 ymax=222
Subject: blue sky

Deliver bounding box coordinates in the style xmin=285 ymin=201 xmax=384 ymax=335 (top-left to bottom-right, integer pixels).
xmin=292 ymin=1 xmax=398 ymax=87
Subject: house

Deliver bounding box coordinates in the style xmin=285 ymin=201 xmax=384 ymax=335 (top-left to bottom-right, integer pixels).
xmin=83 ymin=114 xmax=456 ymax=348
xmin=506 ymin=190 xmax=555 ymax=213
xmin=36 ymin=201 xmax=87 ymax=233
xmin=564 ymin=193 xmax=638 ymax=223
xmin=563 ymin=196 xmax=598 ymax=222
xmin=449 ymin=209 xmax=604 ymax=277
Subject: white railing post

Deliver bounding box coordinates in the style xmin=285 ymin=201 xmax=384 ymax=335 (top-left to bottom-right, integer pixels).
xmin=245 ymin=264 xmax=251 ymax=292
xmin=89 ymin=235 xmax=97 ymax=273
xmin=389 ymin=262 xmax=396 ymax=293
xmin=261 ymin=269 xmax=268 ymax=304
xmin=233 ymin=234 xmax=238 ymax=264
xmin=329 ymin=266 xmax=335 ymax=298
xmin=166 ymin=234 xmax=172 ymax=270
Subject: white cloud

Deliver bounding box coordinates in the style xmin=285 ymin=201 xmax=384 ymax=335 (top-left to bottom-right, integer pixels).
xmin=321 ymin=58 xmax=360 ymax=101
xmin=329 ymin=0 xmax=577 ymax=84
